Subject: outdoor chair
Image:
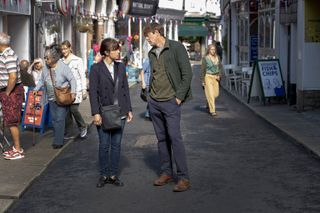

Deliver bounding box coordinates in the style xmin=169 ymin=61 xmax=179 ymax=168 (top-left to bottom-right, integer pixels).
xmin=241 ymin=67 xmax=253 ymax=97
xmin=223 ymin=64 xmax=242 ymax=93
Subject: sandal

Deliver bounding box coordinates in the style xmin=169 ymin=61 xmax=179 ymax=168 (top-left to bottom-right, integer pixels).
xmin=211 ymin=112 xmax=217 ymax=116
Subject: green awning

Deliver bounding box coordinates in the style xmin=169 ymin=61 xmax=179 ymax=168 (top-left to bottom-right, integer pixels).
xmin=178 ymin=25 xmax=208 ymax=37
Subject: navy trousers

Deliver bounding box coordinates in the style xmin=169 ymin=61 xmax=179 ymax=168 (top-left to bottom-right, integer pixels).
xmin=148 ymin=97 xmax=189 ymax=180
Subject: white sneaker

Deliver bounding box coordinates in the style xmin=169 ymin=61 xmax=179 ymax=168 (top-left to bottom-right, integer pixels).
xmin=4 ymin=150 xmax=24 ymax=160
xmin=3 ymin=146 xmax=24 ymax=157
xmin=80 ymin=126 xmax=88 ymax=138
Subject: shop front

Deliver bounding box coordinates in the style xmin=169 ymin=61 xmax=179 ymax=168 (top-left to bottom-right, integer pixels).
xmin=179 ymin=17 xmax=208 ymax=61
xmin=0 ymin=0 xmax=31 ymax=60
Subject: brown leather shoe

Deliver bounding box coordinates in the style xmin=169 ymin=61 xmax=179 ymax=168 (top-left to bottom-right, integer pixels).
xmin=173 ymin=179 xmax=190 ymax=192
xmin=153 ymin=174 xmax=173 ymax=186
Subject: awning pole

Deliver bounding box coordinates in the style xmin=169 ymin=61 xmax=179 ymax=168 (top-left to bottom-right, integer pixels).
xmin=139 ymin=17 xmax=143 ymax=69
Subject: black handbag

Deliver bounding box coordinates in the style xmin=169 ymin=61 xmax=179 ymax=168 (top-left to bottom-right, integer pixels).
xmin=140 ymin=88 xmax=148 ymax=102
xmin=100 ymin=74 xmax=122 ymax=131
xmin=101 ymin=104 xmax=121 ymax=130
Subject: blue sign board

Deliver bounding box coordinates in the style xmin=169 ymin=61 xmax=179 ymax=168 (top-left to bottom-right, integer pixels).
xmin=250 ymin=35 xmax=258 ymax=62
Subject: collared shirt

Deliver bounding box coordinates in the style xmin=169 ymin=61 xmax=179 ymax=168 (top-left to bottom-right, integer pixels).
xmin=0 ymin=47 xmax=21 ymax=89
xmin=104 ymin=61 xmax=114 ymax=80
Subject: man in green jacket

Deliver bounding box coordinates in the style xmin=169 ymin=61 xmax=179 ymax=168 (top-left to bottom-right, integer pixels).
xmin=143 ymin=23 xmax=192 ymax=192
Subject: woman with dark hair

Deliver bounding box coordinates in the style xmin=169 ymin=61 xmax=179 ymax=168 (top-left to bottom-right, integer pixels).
xmin=201 ymin=43 xmax=222 ymax=116
xmin=33 ymin=45 xmax=76 ymax=149
xmin=89 ymin=38 xmax=133 ymax=188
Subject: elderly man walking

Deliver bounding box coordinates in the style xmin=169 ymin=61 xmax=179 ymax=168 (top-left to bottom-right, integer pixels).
xmin=0 ymin=32 xmax=24 ymax=160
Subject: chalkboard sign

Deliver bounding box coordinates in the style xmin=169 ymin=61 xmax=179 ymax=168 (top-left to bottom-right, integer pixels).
xmin=22 ymin=89 xmax=50 ymax=134
xmin=248 ymin=59 xmax=286 ymax=103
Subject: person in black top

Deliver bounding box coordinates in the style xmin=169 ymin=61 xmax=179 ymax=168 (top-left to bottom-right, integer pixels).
xmin=19 ymin=60 xmax=35 ymax=87
xmin=89 ymin=38 xmax=133 ymax=188
xmin=216 ymin=41 xmax=223 ymax=60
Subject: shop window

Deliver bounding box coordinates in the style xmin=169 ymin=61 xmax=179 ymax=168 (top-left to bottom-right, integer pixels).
xmin=265 ymin=14 xmax=271 ymax=48
xmin=259 ymin=16 xmax=265 ymax=47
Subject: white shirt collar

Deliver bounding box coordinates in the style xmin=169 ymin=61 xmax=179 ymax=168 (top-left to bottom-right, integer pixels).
xmin=104 ymin=61 xmax=115 ymax=79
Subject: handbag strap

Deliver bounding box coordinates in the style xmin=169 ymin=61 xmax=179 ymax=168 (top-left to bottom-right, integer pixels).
xmin=113 ymin=74 xmax=119 ymax=105
xmin=49 ymin=68 xmax=56 ymax=87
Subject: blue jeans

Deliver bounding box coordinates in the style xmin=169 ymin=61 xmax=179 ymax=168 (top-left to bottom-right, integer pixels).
xmin=49 ymin=101 xmax=69 ymax=146
xmin=97 ymin=119 xmax=126 ymax=177
xmin=148 ymin=97 xmax=189 ymax=180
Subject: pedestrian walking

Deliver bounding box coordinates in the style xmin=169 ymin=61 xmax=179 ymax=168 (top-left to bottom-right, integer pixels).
xmin=143 ymin=23 xmax=193 ymax=192
xmin=0 ymin=32 xmax=25 ymax=160
xmin=140 ymin=57 xmax=151 ymax=119
xmin=89 ymin=38 xmax=133 ymax=188
xmin=33 ymin=45 xmax=76 ymax=149
xmin=60 ymin=40 xmax=88 ymax=139
xmin=201 ymin=43 xmax=222 ymax=117
xmin=216 ymin=41 xmax=223 ymax=61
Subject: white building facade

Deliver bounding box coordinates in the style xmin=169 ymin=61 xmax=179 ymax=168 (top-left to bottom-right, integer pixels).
xmin=0 ymin=0 xmax=31 ymax=61
xmin=221 ymin=0 xmax=320 ymax=110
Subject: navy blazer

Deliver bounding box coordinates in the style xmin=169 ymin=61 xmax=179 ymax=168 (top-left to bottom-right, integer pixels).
xmin=89 ymin=61 xmax=132 ymax=116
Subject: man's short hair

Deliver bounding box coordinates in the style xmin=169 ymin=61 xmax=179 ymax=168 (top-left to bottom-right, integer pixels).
xmin=0 ymin=32 xmax=10 ymax=45
xmin=19 ymin=60 xmax=30 ymax=72
xmin=143 ymin=23 xmax=164 ymax=37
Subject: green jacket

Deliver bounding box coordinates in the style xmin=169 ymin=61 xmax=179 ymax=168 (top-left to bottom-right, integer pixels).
xmin=148 ymin=39 xmax=193 ymax=102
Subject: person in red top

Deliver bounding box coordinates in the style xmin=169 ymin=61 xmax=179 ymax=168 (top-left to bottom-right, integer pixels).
xmin=0 ymin=32 xmax=24 ymax=160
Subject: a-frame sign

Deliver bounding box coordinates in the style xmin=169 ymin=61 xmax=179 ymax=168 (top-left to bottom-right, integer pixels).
xmin=248 ymin=59 xmax=286 ymax=104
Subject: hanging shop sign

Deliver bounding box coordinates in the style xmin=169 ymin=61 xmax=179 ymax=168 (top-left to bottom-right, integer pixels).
xmin=120 ymin=0 xmax=159 ymax=17
xmin=0 ymin=0 xmax=31 ymax=15
xmin=250 ymin=35 xmax=258 ymax=62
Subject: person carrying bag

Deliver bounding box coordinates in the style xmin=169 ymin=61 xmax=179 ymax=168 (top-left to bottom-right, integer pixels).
xmin=89 ymin=38 xmax=133 ymax=188
xmin=33 ymin=45 xmax=76 ymax=149
xmin=49 ymin=68 xmax=74 ymax=106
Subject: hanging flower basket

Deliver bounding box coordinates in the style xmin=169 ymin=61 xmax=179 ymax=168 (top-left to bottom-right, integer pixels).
xmin=76 ymin=16 xmax=93 ymax=33
xmin=76 ymin=23 xmax=93 ymax=33
xmin=49 ymin=24 xmax=61 ymax=34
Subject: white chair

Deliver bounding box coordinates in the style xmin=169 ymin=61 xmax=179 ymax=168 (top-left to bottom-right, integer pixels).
xmin=223 ymin=64 xmax=242 ymax=93
xmin=241 ymin=67 xmax=253 ymax=97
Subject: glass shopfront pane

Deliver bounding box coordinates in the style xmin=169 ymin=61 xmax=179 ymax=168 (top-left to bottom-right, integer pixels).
xmin=265 ymin=14 xmax=271 ymax=48
xmin=259 ymin=16 xmax=265 ymax=47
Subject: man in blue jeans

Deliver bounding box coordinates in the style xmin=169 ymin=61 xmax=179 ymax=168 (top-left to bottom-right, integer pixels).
xmin=143 ymin=23 xmax=193 ymax=192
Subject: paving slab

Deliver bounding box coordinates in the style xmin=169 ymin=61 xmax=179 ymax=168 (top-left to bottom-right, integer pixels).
xmin=222 ymin=86 xmax=320 ymax=158
xmin=0 ymin=199 xmax=13 ymax=213
xmin=0 ymin=163 xmax=45 ymax=199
